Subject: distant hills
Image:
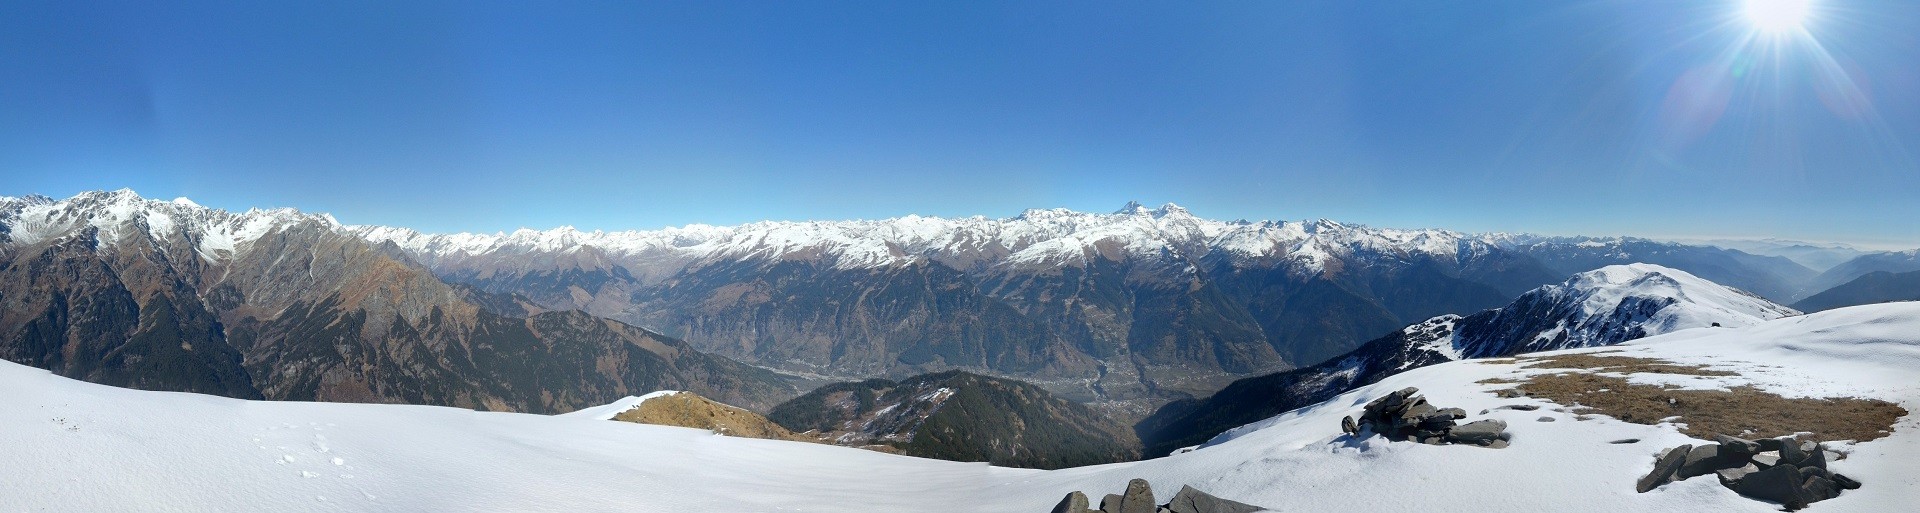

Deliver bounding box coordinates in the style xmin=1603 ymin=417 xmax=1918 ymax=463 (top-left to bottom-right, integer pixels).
xmin=1794 ymin=270 xmax=1920 ymax=312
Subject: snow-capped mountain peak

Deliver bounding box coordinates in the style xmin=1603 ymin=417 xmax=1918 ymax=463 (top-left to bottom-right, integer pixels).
xmin=1451 ymin=263 xmax=1799 ymax=358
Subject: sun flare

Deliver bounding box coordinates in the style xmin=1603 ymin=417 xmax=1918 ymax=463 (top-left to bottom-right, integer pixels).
xmin=1744 ymin=0 xmax=1813 ymax=34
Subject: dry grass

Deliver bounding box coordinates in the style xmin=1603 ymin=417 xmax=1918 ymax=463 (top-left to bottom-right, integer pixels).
xmin=1514 ymin=354 xmax=1738 ymax=376
xmin=613 ymin=393 xmax=814 ymax=442
xmin=1492 ymin=371 xmax=1904 ymax=442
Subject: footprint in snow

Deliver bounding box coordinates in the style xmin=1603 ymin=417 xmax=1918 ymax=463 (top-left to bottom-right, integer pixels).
xmin=332 ymin=457 xmax=345 ymax=466
xmin=280 ymin=455 xmax=296 ymax=464
xmin=300 ymin=471 xmax=319 ymax=478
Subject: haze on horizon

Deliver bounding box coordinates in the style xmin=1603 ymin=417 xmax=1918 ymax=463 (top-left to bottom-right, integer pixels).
xmin=3 ymin=1 xmax=1917 ymax=247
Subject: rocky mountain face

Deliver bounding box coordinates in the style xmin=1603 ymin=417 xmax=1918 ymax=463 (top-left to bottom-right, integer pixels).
xmin=360 ymin=202 xmax=1568 ymax=403
xmin=1135 ymin=264 xmax=1798 ymax=456
xmin=1793 ymin=269 xmax=1920 ymax=313
xmin=0 ymin=191 xmax=796 ymax=412
xmin=767 ymin=370 xmax=1140 ymax=469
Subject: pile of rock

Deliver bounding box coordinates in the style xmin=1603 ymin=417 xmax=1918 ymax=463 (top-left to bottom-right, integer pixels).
xmin=1341 ymin=387 xmax=1510 ymax=448
xmin=1050 ymin=479 xmax=1267 ymax=513
xmin=1637 ymin=434 xmax=1860 ymax=510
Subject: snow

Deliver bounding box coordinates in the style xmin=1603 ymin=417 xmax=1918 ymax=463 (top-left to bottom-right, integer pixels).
xmin=557 ymin=391 xmax=684 ymax=421
xmin=1561 ymin=263 xmax=1800 ymax=335
xmin=5 ymin=304 xmax=1917 ymax=512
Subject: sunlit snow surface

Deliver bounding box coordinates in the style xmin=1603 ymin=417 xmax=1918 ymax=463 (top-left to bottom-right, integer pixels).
xmin=3 ymin=304 xmax=1917 ymax=512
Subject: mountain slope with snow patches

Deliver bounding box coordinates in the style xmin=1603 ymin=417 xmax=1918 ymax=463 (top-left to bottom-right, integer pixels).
xmin=1136 ymin=264 xmax=1799 ymax=456
xmin=3 ymin=303 xmax=1913 ymax=512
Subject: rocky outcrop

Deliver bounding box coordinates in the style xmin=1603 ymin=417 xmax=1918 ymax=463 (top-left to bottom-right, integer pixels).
xmin=1342 ymin=387 xmax=1509 ymax=448
xmin=1050 ymin=480 xmax=1264 ymax=513
xmin=1637 ymin=434 xmax=1860 ymax=510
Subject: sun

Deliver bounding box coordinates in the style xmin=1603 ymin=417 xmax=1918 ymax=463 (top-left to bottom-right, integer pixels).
xmin=1744 ymin=0 xmax=1814 ymax=34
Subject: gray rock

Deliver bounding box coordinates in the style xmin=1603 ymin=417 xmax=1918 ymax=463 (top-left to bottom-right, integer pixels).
xmin=1446 ymin=419 xmax=1507 ymax=444
xmin=1494 ymin=404 xmax=1540 ymax=411
xmin=1713 ymin=434 xmax=1760 ymax=456
xmin=1609 ymin=438 xmax=1640 ymax=444
xmin=1365 ymin=387 xmax=1419 ymax=413
xmin=1053 ymin=491 xmax=1091 ymax=513
xmin=1794 ymin=442 xmax=1826 ymax=469
xmin=1637 ymin=444 xmax=1692 ymax=493
xmin=1832 ymin=473 xmax=1862 ymax=490
xmin=1751 ymin=453 xmax=1781 ymax=469
xmin=1757 ymin=436 xmax=1789 ymax=453
xmin=1101 ymin=494 xmax=1124 ymax=513
xmin=1716 ymin=463 xmax=1759 ymax=488
xmin=1678 ymin=444 xmax=1744 ymax=479
xmin=1165 ymin=485 xmax=1265 ymax=513
xmin=1778 ymin=440 xmax=1806 ymax=465
xmin=1119 ymin=479 xmax=1156 ymax=513
xmin=1341 ymin=415 xmax=1357 ymax=435
xmin=1487 ymin=439 xmax=1510 ymax=449
xmin=1537 ymin=416 xmax=1556 ymax=422
xmin=1802 ymin=475 xmax=1839 ymax=502
xmin=1435 ymin=407 xmax=1468 ymax=419
xmin=1735 ymin=463 xmax=1811 ymax=510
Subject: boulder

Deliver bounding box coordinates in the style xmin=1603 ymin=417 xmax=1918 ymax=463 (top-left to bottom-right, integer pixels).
xmin=1678 ymin=444 xmax=1745 ymax=479
xmin=1803 ymin=476 xmax=1838 ymax=503
xmin=1119 ymin=479 xmax=1156 ymax=513
xmin=1341 ymin=416 xmax=1358 ymax=435
xmin=1637 ymin=445 xmax=1692 ymax=493
xmin=1537 ymin=416 xmax=1556 ymax=422
xmin=1751 ymin=453 xmax=1780 ymax=469
xmin=1713 ymin=434 xmax=1759 ymax=456
xmin=1365 ymin=387 xmax=1419 ymax=413
xmin=1735 ymin=463 xmax=1811 ymax=510
xmin=1792 ymin=442 xmax=1826 ymax=469
xmin=1832 ymin=473 xmax=1862 ymax=490
xmin=1757 ymin=436 xmax=1788 ymax=453
xmin=1435 ymin=407 xmax=1468 ymax=419
xmin=1053 ymin=491 xmax=1092 ymax=513
xmin=1101 ymin=494 xmax=1124 ymax=513
xmin=1716 ymin=463 xmax=1759 ymax=488
xmin=1164 ymin=485 xmax=1265 ymax=513
xmin=1445 ymin=419 xmax=1507 ymax=444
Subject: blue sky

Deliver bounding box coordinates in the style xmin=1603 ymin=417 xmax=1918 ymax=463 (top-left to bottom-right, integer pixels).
xmin=3 ymin=1 xmax=1917 ymax=246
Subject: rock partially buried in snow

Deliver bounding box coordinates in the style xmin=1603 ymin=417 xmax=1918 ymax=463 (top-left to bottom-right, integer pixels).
xmin=1117 ymin=479 xmax=1155 ymax=513
xmin=1641 ymin=435 xmax=1861 ymax=510
xmin=1636 ymin=444 xmax=1690 ymax=493
xmin=1164 ymin=485 xmax=1263 ymax=513
xmin=1051 ymin=491 xmax=1090 ymax=513
xmin=1349 ymin=387 xmax=1510 ymax=448
xmin=1051 ymin=480 xmax=1269 ymax=513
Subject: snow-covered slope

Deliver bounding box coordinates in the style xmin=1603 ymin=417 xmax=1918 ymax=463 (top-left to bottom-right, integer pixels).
xmin=5 ymin=303 xmax=1913 ymax=512
xmin=1448 ymin=263 xmax=1800 ymax=358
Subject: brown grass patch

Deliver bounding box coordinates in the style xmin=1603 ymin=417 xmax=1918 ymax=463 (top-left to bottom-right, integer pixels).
xmin=614 ymin=393 xmax=814 ymax=442
xmin=1505 ymin=372 xmax=1905 ymax=442
xmin=1514 ymin=354 xmax=1738 ymax=376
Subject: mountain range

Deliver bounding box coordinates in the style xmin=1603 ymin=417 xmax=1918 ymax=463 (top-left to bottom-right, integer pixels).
xmin=3 ymin=190 xmax=1907 ymax=417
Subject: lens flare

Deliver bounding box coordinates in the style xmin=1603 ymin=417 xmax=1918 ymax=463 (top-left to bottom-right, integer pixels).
xmin=1744 ymin=0 xmax=1813 ymax=34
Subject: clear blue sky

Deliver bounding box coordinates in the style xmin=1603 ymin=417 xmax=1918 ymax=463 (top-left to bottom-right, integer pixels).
xmin=3 ymin=1 xmax=1917 ymax=246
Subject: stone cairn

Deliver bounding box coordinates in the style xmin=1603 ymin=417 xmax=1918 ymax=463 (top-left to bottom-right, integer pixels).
xmin=1050 ymin=479 xmax=1267 ymax=513
xmin=1637 ymin=434 xmax=1861 ymax=510
xmin=1342 ymin=387 xmax=1510 ymax=448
